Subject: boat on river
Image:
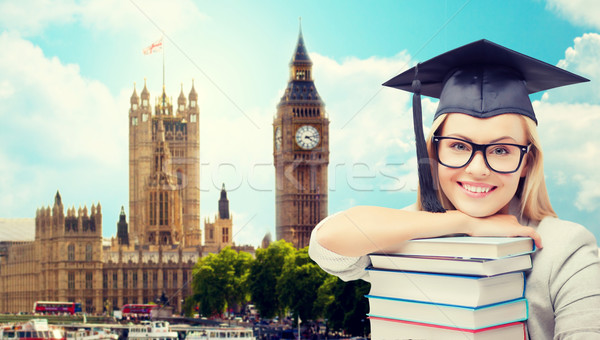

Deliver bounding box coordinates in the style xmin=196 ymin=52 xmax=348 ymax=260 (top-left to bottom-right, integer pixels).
xmin=65 ymin=328 xmax=118 ymax=340
xmin=185 ymin=327 xmax=255 ymax=340
xmin=0 ymin=319 xmax=64 ymax=340
xmin=127 ymin=321 xmax=178 ymax=340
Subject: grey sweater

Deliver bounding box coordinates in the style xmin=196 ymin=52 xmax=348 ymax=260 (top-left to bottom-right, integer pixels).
xmin=308 ymin=205 xmax=600 ymax=339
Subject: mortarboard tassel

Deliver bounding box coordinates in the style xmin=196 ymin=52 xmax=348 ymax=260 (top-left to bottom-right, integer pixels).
xmin=412 ymin=64 xmax=446 ymax=213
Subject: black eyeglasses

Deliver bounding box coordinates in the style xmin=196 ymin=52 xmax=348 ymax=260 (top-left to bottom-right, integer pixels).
xmin=432 ymin=136 xmax=531 ymax=174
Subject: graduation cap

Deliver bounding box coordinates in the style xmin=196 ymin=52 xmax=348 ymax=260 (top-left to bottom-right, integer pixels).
xmin=383 ymin=39 xmax=589 ymax=213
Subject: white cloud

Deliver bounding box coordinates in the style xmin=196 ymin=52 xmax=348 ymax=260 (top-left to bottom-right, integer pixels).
xmin=0 ymin=0 xmax=78 ymax=36
xmin=311 ymin=51 xmax=426 ymax=195
xmin=534 ymin=100 xmax=600 ymax=213
xmin=546 ymin=0 xmax=600 ymax=30
xmin=0 ymin=31 xmax=127 ymax=218
xmin=546 ymin=33 xmax=600 ymax=105
xmin=0 ymin=0 xmax=206 ymax=39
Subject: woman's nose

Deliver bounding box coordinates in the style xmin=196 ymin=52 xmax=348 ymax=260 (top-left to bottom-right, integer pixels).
xmin=465 ymin=151 xmax=491 ymax=176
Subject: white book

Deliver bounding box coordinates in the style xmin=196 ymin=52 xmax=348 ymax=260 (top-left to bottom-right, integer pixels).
xmin=367 ymin=268 xmax=525 ymax=307
xmin=368 ymin=253 xmax=532 ymax=276
xmin=366 ymin=296 xmax=528 ymax=330
xmin=387 ymin=236 xmax=534 ymax=259
xmin=369 ymin=317 xmax=526 ymax=340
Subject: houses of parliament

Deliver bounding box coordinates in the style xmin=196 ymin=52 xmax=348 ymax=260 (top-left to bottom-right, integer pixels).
xmin=0 ymin=27 xmax=329 ymax=314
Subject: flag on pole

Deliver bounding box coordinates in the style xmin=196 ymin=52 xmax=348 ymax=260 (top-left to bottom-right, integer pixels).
xmin=143 ymin=38 xmax=163 ymax=55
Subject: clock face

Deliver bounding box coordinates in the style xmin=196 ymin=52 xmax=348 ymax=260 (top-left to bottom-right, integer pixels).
xmin=274 ymin=127 xmax=282 ymax=151
xmin=295 ymin=125 xmax=320 ymax=150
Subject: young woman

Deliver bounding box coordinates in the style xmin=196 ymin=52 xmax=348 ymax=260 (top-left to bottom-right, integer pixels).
xmin=308 ymin=40 xmax=600 ymax=339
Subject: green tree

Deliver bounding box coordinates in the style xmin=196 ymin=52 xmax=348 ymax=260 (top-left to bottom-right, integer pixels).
xmin=322 ymin=277 xmax=371 ymax=337
xmin=277 ymin=247 xmax=328 ymax=322
xmin=191 ymin=247 xmax=252 ymax=317
xmin=247 ymin=240 xmax=295 ymax=319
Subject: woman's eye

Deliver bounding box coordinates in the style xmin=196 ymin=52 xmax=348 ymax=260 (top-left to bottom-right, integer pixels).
xmin=449 ymin=142 xmax=470 ymax=151
xmin=489 ymin=146 xmax=510 ymax=155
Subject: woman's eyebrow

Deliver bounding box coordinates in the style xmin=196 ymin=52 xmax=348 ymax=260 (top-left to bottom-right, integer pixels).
xmin=443 ymin=133 xmax=519 ymax=143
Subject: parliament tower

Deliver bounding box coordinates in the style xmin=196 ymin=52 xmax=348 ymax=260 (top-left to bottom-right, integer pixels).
xmin=273 ymin=26 xmax=329 ymax=248
xmin=129 ymin=81 xmax=201 ymax=248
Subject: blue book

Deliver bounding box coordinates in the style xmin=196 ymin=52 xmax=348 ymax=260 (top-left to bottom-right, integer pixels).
xmin=366 ymin=295 xmax=528 ymax=330
xmin=367 ymin=268 xmax=525 ymax=308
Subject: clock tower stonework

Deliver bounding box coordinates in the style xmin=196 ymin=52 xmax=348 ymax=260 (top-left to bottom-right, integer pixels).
xmin=273 ymin=27 xmax=329 ymax=249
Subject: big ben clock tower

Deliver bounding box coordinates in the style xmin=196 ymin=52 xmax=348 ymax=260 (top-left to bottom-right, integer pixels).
xmin=273 ymin=25 xmax=329 ymax=248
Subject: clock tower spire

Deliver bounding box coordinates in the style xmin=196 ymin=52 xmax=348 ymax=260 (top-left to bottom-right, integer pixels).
xmin=273 ymin=24 xmax=329 ymax=248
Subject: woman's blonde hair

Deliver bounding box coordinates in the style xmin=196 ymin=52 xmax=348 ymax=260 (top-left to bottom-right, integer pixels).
xmin=417 ymin=113 xmax=556 ymax=222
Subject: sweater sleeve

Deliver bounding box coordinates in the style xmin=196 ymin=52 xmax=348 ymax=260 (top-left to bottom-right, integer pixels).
xmin=548 ymin=221 xmax=600 ymax=339
xmin=308 ymin=212 xmax=371 ymax=282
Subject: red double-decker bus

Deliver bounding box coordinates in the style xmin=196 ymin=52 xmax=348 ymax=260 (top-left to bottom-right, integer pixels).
xmin=33 ymin=301 xmax=82 ymax=315
xmin=121 ymin=304 xmax=157 ymax=317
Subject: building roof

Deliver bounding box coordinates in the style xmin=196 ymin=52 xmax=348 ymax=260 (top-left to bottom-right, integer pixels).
xmin=0 ymin=218 xmax=35 ymax=241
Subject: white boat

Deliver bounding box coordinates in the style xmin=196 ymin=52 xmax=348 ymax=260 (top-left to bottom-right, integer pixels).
xmin=65 ymin=328 xmax=118 ymax=340
xmin=0 ymin=319 xmax=64 ymax=340
xmin=185 ymin=328 xmax=255 ymax=340
xmin=127 ymin=321 xmax=178 ymax=340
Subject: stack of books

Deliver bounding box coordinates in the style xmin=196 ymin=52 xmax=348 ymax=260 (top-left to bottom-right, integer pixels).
xmin=366 ymin=236 xmax=535 ymax=340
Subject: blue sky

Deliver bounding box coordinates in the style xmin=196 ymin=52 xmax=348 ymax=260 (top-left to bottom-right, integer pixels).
xmin=1 ymin=0 xmax=599 ymax=247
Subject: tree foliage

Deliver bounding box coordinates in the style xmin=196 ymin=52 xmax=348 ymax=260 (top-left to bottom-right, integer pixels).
xmin=189 ymin=240 xmax=368 ymax=336
xmin=321 ymin=277 xmax=371 ymax=336
xmin=277 ymin=247 xmax=327 ymax=321
xmin=191 ymin=247 xmax=252 ymax=317
xmin=247 ymin=240 xmax=295 ymax=319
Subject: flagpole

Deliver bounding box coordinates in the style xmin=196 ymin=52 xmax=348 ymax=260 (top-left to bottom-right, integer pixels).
xmin=162 ymin=36 xmax=166 ymax=110
xmin=162 ymin=36 xmax=165 ymax=90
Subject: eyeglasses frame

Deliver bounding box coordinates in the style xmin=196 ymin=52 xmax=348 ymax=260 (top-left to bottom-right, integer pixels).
xmin=432 ymin=136 xmax=531 ymax=174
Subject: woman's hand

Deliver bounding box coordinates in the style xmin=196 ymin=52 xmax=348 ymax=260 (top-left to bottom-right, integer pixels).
xmin=456 ymin=211 xmax=543 ymax=249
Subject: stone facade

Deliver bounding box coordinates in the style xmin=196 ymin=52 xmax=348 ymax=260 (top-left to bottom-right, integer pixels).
xmin=0 ymin=192 xmax=196 ymax=314
xmin=203 ymin=184 xmax=233 ymax=254
xmin=129 ymin=81 xmax=201 ymax=248
xmin=273 ymin=27 xmax=329 ymax=248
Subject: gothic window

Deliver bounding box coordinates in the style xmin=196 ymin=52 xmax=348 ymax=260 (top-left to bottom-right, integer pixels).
xmin=123 ymin=272 xmax=128 ymax=289
xmin=142 ymin=99 xmax=148 ymax=107
xmin=191 ymin=101 xmax=196 ymax=108
xmin=222 ymin=228 xmax=229 ymax=243
xmin=149 ymin=192 xmax=156 ymax=225
xmin=142 ymin=113 xmax=148 ymax=122
xmin=68 ymin=244 xmax=75 ymax=261
xmin=143 ymin=272 xmax=148 ymax=289
xmin=153 ymin=272 xmax=158 ymax=289
xmin=163 ymin=271 xmax=168 ymax=289
xmin=112 ymin=272 xmax=117 ymax=289
xmin=173 ymin=273 xmax=177 ymax=289
xmin=176 ymin=170 xmax=184 ymax=187
xmin=86 ymin=272 xmax=93 ymax=289
xmin=103 ymin=273 xmax=108 ymax=289
xmin=86 ymin=299 xmax=93 ymax=313
xmin=190 ymin=114 xmax=197 ymax=122
xmin=132 ymin=117 xmax=138 ymax=126
xmin=133 ymin=272 xmax=138 ymax=289
xmin=132 ymin=104 xmax=138 ymax=110
xmin=85 ymin=243 xmax=93 ymax=262
xmin=68 ymin=272 xmax=75 ymax=290
xmin=159 ymin=192 xmax=169 ymax=226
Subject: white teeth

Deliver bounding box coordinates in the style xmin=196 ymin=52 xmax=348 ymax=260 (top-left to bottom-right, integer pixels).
xmin=463 ymin=184 xmax=491 ymax=193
